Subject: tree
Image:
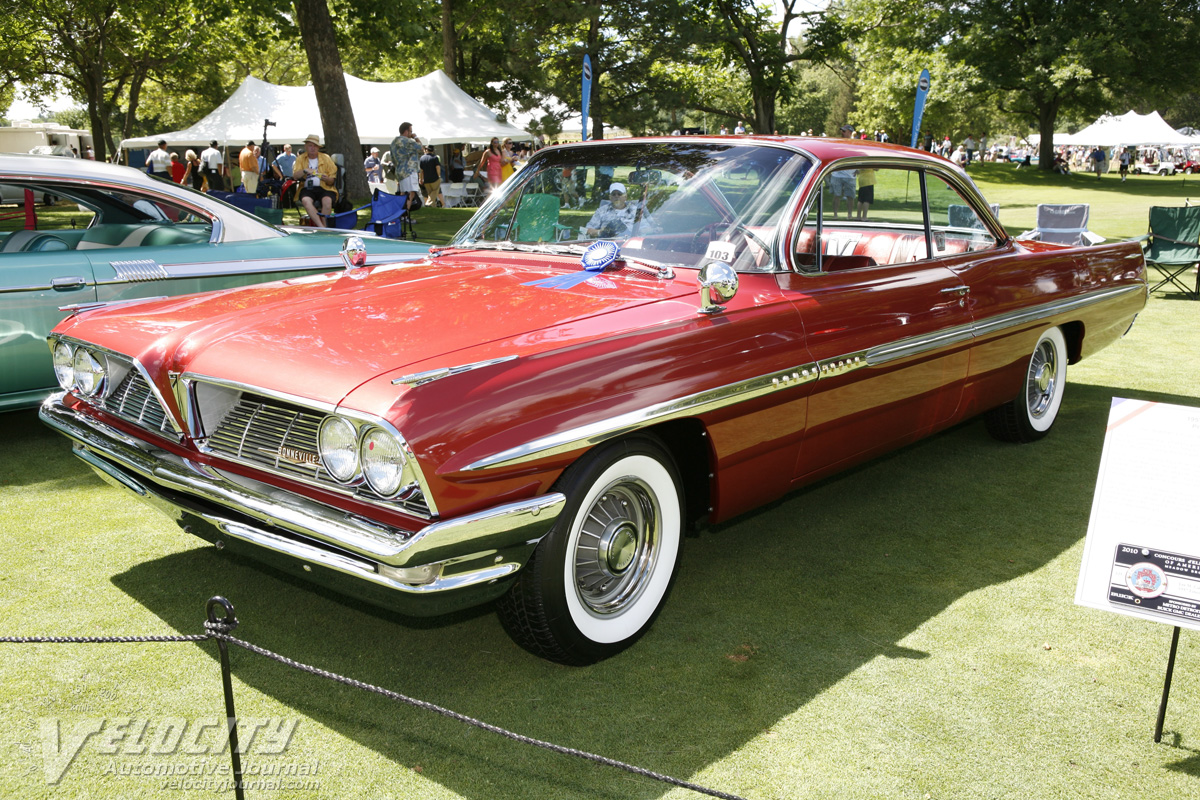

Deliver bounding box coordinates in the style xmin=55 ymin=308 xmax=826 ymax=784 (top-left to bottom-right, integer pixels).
xmin=950 ymin=0 xmax=1200 ymax=169
xmin=1 ymin=0 xmax=224 ymax=160
xmin=294 ymin=0 xmax=368 ymax=200
xmin=688 ymin=0 xmax=850 ymax=134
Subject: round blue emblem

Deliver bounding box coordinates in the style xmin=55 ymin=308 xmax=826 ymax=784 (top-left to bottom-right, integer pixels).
xmin=581 ymin=240 xmax=620 ymax=272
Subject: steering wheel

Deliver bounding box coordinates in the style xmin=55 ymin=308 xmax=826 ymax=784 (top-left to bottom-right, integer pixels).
xmin=690 ymin=221 xmax=770 ymax=261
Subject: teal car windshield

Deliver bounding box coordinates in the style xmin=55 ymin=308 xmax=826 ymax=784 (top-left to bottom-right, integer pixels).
xmin=451 ymin=142 xmax=811 ymax=272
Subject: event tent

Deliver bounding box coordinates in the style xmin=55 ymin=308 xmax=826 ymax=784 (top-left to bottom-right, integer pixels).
xmin=1058 ymin=110 xmax=1199 ymax=147
xmin=120 ymin=70 xmax=530 ymax=150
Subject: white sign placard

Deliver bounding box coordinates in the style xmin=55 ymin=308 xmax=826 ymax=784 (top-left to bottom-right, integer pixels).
xmin=1075 ymin=398 xmax=1200 ymax=630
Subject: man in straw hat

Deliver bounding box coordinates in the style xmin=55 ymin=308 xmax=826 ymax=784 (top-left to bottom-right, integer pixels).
xmin=294 ymin=134 xmax=339 ymax=227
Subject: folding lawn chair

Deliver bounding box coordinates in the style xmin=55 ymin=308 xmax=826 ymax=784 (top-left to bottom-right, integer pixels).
xmin=367 ymin=188 xmax=413 ymax=239
xmin=511 ymin=193 xmax=563 ymax=242
xmin=1017 ymin=203 xmax=1104 ymax=245
xmin=1137 ymin=205 xmax=1200 ymax=300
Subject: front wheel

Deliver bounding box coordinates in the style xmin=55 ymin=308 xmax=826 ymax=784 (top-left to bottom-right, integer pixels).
xmin=497 ymin=436 xmax=683 ymax=665
xmin=986 ymin=327 xmax=1067 ymax=443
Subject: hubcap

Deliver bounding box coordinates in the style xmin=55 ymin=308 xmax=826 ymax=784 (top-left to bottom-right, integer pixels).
xmin=573 ymin=479 xmax=660 ymax=615
xmin=1027 ymin=340 xmax=1058 ymax=418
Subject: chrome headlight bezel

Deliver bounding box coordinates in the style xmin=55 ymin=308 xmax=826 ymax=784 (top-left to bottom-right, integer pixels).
xmin=71 ymin=346 xmax=108 ymax=397
xmin=359 ymin=426 xmax=409 ymax=497
xmin=317 ymin=415 xmax=360 ymax=483
xmin=52 ymin=340 xmax=75 ymax=391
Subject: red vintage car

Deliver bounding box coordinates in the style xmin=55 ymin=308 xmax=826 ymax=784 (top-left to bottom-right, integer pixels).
xmin=40 ymin=137 xmax=1147 ymax=664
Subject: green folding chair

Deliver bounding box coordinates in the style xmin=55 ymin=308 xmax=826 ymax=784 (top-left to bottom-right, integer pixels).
xmin=511 ymin=193 xmax=562 ymax=243
xmin=1139 ymin=206 xmax=1200 ymax=300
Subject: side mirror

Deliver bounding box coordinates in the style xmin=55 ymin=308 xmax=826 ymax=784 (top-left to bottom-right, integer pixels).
xmin=340 ymin=235 xmax=367 ymax=270
xmin=697 ymin=261 xmax=738 ymax=315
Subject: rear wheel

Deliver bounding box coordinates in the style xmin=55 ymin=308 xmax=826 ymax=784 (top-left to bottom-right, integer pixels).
xmin=498 ymin=436 xmax=683 ymax=665
xmin=986 ymin=327 xmax=1067 ymax=443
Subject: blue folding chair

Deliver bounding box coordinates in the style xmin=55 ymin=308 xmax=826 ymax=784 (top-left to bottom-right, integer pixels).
xmin=367 ymin=189 xmax=412 ymax=239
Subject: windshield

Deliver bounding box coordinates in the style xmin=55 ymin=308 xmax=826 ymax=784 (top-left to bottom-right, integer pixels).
xmin=450 ymin=141 xmax=811 ymax=271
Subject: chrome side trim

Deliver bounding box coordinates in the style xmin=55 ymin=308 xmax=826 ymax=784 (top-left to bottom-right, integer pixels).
xmin=867 ymin=323 xmax=976 ymax=366
xmin=40 ymin=394 xmax=563 ymax=573
xmin=466 ymin=283 xmax=1143 ymax=471
xmin=1 ymin=281 xmax=95 ymax=294
xmin=970 ymin=283 xmax=1144 ymax=338
xmin=392 ymin=355 xmax=518 ymax=386
xmin=465 ymin=361 xmax=822 ymax=471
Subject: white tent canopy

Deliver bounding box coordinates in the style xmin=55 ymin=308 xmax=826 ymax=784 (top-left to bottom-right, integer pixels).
xmin=121 ymin=70 xmax=530 ymax=150
xmin=1058 ymin=110 xmax=1200 ymax=147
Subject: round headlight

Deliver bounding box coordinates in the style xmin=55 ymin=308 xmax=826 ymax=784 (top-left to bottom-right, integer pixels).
xmin=52 ymin=341 xmax=75 ymax=390
xmin=71 ymin=347 xmax=106 ymax=396
xmin=318 ymin=416 xmax=360 ymax=482
xmin=360 ymin=427 xmax=408 ymax=497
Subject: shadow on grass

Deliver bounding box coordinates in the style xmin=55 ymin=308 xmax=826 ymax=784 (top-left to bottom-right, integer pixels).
xmin=92 ymin=381 xmax=1200 ymax=798
xmin=0 ymin=409 xmax=105 ymax=490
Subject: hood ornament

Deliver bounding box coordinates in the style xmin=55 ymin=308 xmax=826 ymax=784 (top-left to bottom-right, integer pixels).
xmin=340 ymin=236 xmax=367 ymax=270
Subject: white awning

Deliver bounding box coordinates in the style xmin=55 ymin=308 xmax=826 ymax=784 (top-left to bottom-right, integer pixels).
xmin=121 ymin=70 xmax=530 ymax=150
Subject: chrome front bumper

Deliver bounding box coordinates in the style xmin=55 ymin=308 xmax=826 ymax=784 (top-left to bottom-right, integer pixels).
xmin=40 ymin=394 xmax=564 ymax=615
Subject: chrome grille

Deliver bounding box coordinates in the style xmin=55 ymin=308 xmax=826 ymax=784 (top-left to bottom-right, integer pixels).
xmin=204 ymin=391 xmax=431 ymax=518
xmin=207 ymin=397 xmax=328 ymax=482
xmin=102 ymin=370 xmax=174 ymax=436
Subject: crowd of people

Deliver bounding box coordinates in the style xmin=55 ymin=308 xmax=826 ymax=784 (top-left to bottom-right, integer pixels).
xmin=137 ymin=122 xmax=1175 ymax=229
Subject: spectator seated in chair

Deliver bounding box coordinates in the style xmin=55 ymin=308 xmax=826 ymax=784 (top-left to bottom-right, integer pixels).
xmin=293 ymin=134 xmax=338 ymax=227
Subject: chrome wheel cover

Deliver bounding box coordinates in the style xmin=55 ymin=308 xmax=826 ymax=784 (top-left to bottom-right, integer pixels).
xmin=1026 ymin=338 xmax=1058 ymax=419
xmin=573 ymin=477 xmax=661 ymax=615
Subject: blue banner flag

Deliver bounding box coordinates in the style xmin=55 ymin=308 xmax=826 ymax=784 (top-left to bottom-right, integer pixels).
xmin=910 ymin=69 xmax=931 ymax=149
xmin=581 ymin=55 xmax=593 ymax=142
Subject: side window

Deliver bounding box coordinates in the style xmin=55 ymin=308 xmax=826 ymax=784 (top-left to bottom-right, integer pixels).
xmin=796 ymin=167 xmax=928 ymax=272
xmin=925 ymin=173 xmax=998 ymax=256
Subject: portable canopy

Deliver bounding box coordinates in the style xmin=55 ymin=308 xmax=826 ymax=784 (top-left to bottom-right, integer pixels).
xmin=121 ymin=70 xmax=529 ymax=150
xmin=1058 ymin=111 xmax=1199 ymax=147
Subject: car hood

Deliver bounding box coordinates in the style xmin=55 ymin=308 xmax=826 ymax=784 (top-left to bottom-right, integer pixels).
xmin=57 ymin=253 xmax=699 ymax=407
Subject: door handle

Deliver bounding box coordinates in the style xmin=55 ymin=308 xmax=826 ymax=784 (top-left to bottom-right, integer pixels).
xmin=51 ymin=276 xmax=87 ymax=291
xmin=940 ymin=285 xmax=969 ymax=295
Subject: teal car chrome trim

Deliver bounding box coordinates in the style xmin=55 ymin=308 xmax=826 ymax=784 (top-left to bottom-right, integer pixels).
xmin=1 ymin=281 xmax=96 ymax=294
xmin=109 ymin=259 xmax=169 ymax=281
xmin=40 ymin=395 xmax=563 ymax=586
xmin=465 ymin=283 xmax=1143 ymax=472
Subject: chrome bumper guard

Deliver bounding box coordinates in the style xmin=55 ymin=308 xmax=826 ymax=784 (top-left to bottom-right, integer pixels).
xmin=40 ymin=394 xmax=565 ymax=615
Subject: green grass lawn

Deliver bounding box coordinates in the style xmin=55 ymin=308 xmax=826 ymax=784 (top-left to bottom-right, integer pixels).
xmin=2 ymin=169 xmax=1200 ymax=799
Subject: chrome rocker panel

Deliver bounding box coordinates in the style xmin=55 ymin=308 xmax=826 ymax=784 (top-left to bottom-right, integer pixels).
xmin=40 ymin=394 xmax=565 ymax=616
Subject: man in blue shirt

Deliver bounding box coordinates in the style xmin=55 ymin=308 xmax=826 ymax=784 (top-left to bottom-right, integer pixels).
xmin=273 ymin=144 xmax=297 ymax=181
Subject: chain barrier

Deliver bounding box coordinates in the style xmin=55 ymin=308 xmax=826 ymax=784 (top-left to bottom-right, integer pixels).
xmin=2 ymin=596 xmax=748 ymax=800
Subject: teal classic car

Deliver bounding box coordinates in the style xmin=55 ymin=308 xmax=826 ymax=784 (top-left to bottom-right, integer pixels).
xmin=0 ymin=155 xmax=430 ymax=411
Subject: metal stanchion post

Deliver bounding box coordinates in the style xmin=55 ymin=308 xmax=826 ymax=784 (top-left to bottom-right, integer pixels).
xmin=1154 ymin=625 xmax=1182 ymax=744
xmin=206 ymin=597 xmax=245 ymax=800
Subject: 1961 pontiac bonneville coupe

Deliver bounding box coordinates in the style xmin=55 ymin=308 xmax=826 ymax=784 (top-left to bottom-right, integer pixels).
xmin=40 ymin=137 xmax=1147 ymax=664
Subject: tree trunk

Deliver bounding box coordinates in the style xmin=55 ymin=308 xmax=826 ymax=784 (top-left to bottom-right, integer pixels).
xmin=441 ymin=0 xmax=456 ymax=82
xmin=1037 ymin=100 xmax=1060 ymax=172
xmin=293 ymin=0 xmax=369 ymax=200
